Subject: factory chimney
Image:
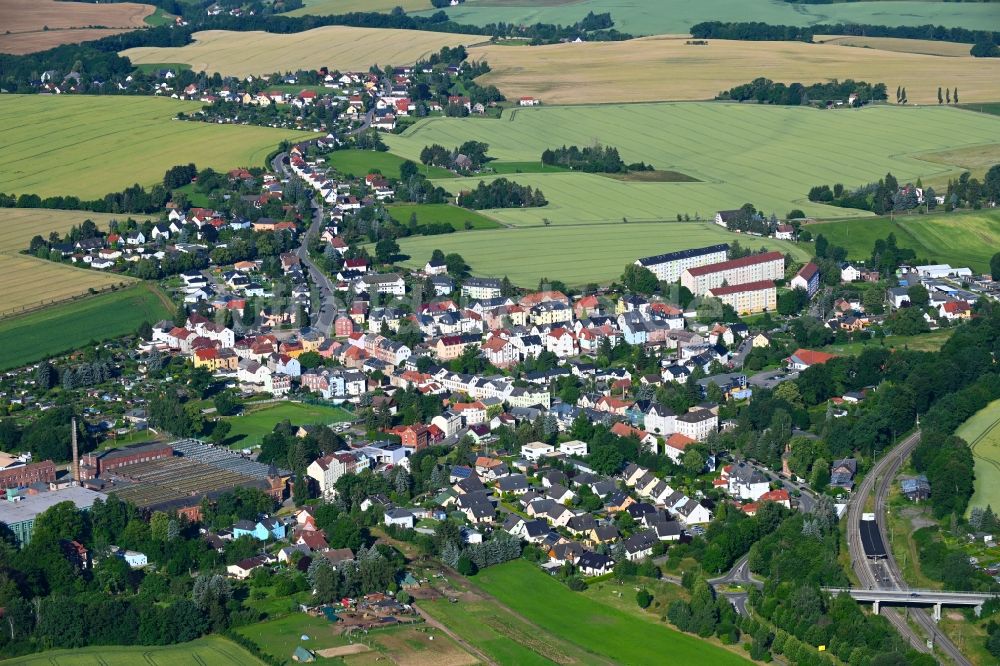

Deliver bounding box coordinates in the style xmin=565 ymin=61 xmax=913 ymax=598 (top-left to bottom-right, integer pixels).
xmin=71 ymin=417 xmax=80 ymax=484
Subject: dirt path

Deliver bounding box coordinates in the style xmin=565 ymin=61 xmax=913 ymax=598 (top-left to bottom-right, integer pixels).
xmin=413 ymin=604 xmax=494 ymax=666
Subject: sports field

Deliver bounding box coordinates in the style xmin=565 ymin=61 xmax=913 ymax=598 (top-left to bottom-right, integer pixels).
xmin=387 ymin=103 xmax=1000 ymax=224
xmin=467 ymin=36 xmax=1000 ymax=104
xmin=0 ymin=209 xmax=149 ymax=313
xmin=957 ymin=399 xmax=1000 ymax=515
xmin=386 ymin=203 xmax=502 ymax=230
xmin=0 ymin=96 xmax=311 ymax=199
xmin=1 ymin=635 xmax=263 ymax=665
xmin=0 ymin=0 xmax=153 ymax=54
xmin=469 ymin=560 xmax=750 ymax=665
xmin=122 ymin=26 xmax=487 ymax=78
xmin=394 ymin=221 xmax=807 ymax=286
xmin=286 ymin=0 xmax=431 ymax=16
xmin=225 ymin=401 xmax=353 ymax=447
xmin=807 ymin=210 xmax=1000 ymax=273
xmin=416 ymin=0 xmax=1000 ymax=36
xmin=0 ymin=283 xmax=173 ymax=371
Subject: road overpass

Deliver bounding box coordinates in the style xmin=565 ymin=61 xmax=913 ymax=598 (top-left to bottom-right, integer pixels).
xmin=824 ymin=587 xmax=996 ymax=622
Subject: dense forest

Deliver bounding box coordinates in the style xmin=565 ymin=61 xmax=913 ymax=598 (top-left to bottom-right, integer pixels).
xmin=717 ymin=78 xmax=887 ymax=106
xmin=540 ymin=145 xmax=653 ymax=173
xmin=456 ymin=178 xmax=547 ymax=209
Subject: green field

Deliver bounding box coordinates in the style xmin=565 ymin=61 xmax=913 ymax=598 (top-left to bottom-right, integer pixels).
xmin=960 ymin=103 xmax=1000 ymax=118
xmin=0 ymin=283 xmax=172 ymax=371
xmin=236 ymin=614 xmax=345 ymax=661
xmin=0 ymin=95 xmax=312 ymax=198
xmin=415 ymin=0 xmax=1000 ymax=36
xmin=386 ymin=203 xmax=502 ymax=230
xmin=957 ymin=399 xmax=1000 ymax=515
xmin=808 ymin=209 xmax=1000 ymax=273
xmin=4 ymin=636 xmax=265 ymax=665
xmin=820 ymin=329 xmax=954 ymax=356
xmin=325 ymin=148 xmax=455 ymax=180
xmin=225 ymin=401 xmax=353 ymax=447
xmin=395 ymin=220 xmax=807 ymax=286
xmin=469 ymin=560 xmax=750 ymax=665
xmin=387 ymin=104 xmax=1000 ymax=226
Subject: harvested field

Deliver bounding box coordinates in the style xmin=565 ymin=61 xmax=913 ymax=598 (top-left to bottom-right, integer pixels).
xmin=813 ymin=34 xmax=974 ymax=57
xmin=468 ymin=36 xmax=1000 ymax=104
xmin=122 ymin=26 xmax=487 ymax=77
xmin=286 ymin=0 xmax=431 ymax=16
xmin=0 ymin=209 xmax=147 ymax=315
xmin=371 ymin=626 xmax=477 ymax=666
xmin=0 ymin=0 xmax=153 ymax=54
xmin=0 ymin=95 xmax=311 ymax=198
xmin=417 ymin=0 xmax=1000 ymax=36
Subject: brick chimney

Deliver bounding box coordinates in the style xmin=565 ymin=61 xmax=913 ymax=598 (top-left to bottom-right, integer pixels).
xmin=71 ymin=417 xmax=80 ymax=484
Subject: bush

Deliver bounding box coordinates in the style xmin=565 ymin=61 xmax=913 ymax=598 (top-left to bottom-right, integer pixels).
xmin=636 ymin=589 xmax=653 ymax=609
xmin=455 ymin=554 xmax=478 ymax=576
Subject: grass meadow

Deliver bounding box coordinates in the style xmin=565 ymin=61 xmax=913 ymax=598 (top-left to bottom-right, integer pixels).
xmin=957 ymin=399 xmax=1000 ymax=515
xmin=0 ymin=96 xmax=311 ymax=198
xmin=386 ymin=203 xmax=502 ymax=230
xmin=224 ymin=401 xmax=353 ymax=448
xmin=0 ymin=283 xmax=172 ymax=371
xmin=326 ymin=149 xmax=455 ymax=180
xmin=395 ymin=221 xmax=807 ymax=286
xmin=807 ymin=209 xmax=1000 ymax=273
xmin=0 ymin=209 xmax=155 ymax=313
xmin=122 ymin=26 xmax=485 ymax=78
xmin=2 ymin=636 xmax=264 ymax=665
xmin=415 ymin=0 xmax=1000 ymax=36
xmin=388 ymin=104 xmax=1000 ymax=225
xmin=468 ymin=36 xmax=1000 ymax=105
xmin=470 ymin=560 xmax=750 ymax=665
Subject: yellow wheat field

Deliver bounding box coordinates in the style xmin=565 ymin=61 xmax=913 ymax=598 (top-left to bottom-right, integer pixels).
xmin=470 ymin=36 xmax=1000 ymax=105
xmin=0 ymin=209 xmax=140 ymax=314
xmin=123 ymin=26 xmax=488 ymax=77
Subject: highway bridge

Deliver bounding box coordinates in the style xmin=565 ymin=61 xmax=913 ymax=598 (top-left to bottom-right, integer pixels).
xmin=824 ymin=587 xmax=996 ymax=622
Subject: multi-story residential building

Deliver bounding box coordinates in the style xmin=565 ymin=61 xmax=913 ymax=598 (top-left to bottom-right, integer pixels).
xmin=791 ymin=262 xmax=820 ymax=298
xmin=635 ymin=244 xmax=729 ymax=282
xmin=705 ymin=280 xmax=777 ymax=314
xmin=461 ymin=277 xmax=503 ymax=300
xmin=307 ymin=451 xmax=369 ymax=498
xmin=681 ymin=251 xmax=785 ymax=295
xmin=674 ymin=408 xmax=718 ymax=441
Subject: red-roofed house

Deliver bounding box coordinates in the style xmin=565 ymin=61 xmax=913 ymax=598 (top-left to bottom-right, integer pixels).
xmin=786 ymin=349 xmax=837 ymax=371
xmin=663 ymin=433 xmax=696 ymax=464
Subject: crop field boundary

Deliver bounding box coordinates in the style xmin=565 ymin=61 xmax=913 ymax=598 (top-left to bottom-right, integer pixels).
xmin=0 ymin=280 xmax=136 ymax=321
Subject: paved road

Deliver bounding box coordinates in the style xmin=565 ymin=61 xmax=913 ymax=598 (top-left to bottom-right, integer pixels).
xmin=270 ymin=151 xmax=338 ymax=334
xmin=847 ymin=430 xmax=971 ymax=664
xmin=707 ymin=554 xmax=762 ymax=617
xmin=729 ymin=337 xmax=752 ymax=369
xmin=748 ymin=369 xmax=798 ymax=390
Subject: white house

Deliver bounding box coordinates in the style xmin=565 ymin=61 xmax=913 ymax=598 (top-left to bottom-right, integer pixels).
xmin=383 ymin=508 xmax=415 ymax=529
xmin=558 ymin=440 xmax=588 ymax=457
xmin=121 ymin=550 xmax=148 ymax=568
xmin=726 ymin=462 xmax=770 ymax=501
xmin=521 ymin=441 xmax=555 ymax=461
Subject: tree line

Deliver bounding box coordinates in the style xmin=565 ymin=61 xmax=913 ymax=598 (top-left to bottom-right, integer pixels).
xmin=690 ymin=20 xmax=1000 ymax=47
xmin=716 ymin=77 xmax=887 ymax=106
xmin=456 ymin=178 xmax=547 ymax=209
xmin=540 ymin=144 xmax=652 ymax=173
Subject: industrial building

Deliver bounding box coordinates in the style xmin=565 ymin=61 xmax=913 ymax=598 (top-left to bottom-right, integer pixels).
xmin=0 ymin=486 xmax=107 ymax=545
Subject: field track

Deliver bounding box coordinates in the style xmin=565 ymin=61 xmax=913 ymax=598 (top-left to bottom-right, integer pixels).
xmin=0 ymin=0 xmax=153 ymax=55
